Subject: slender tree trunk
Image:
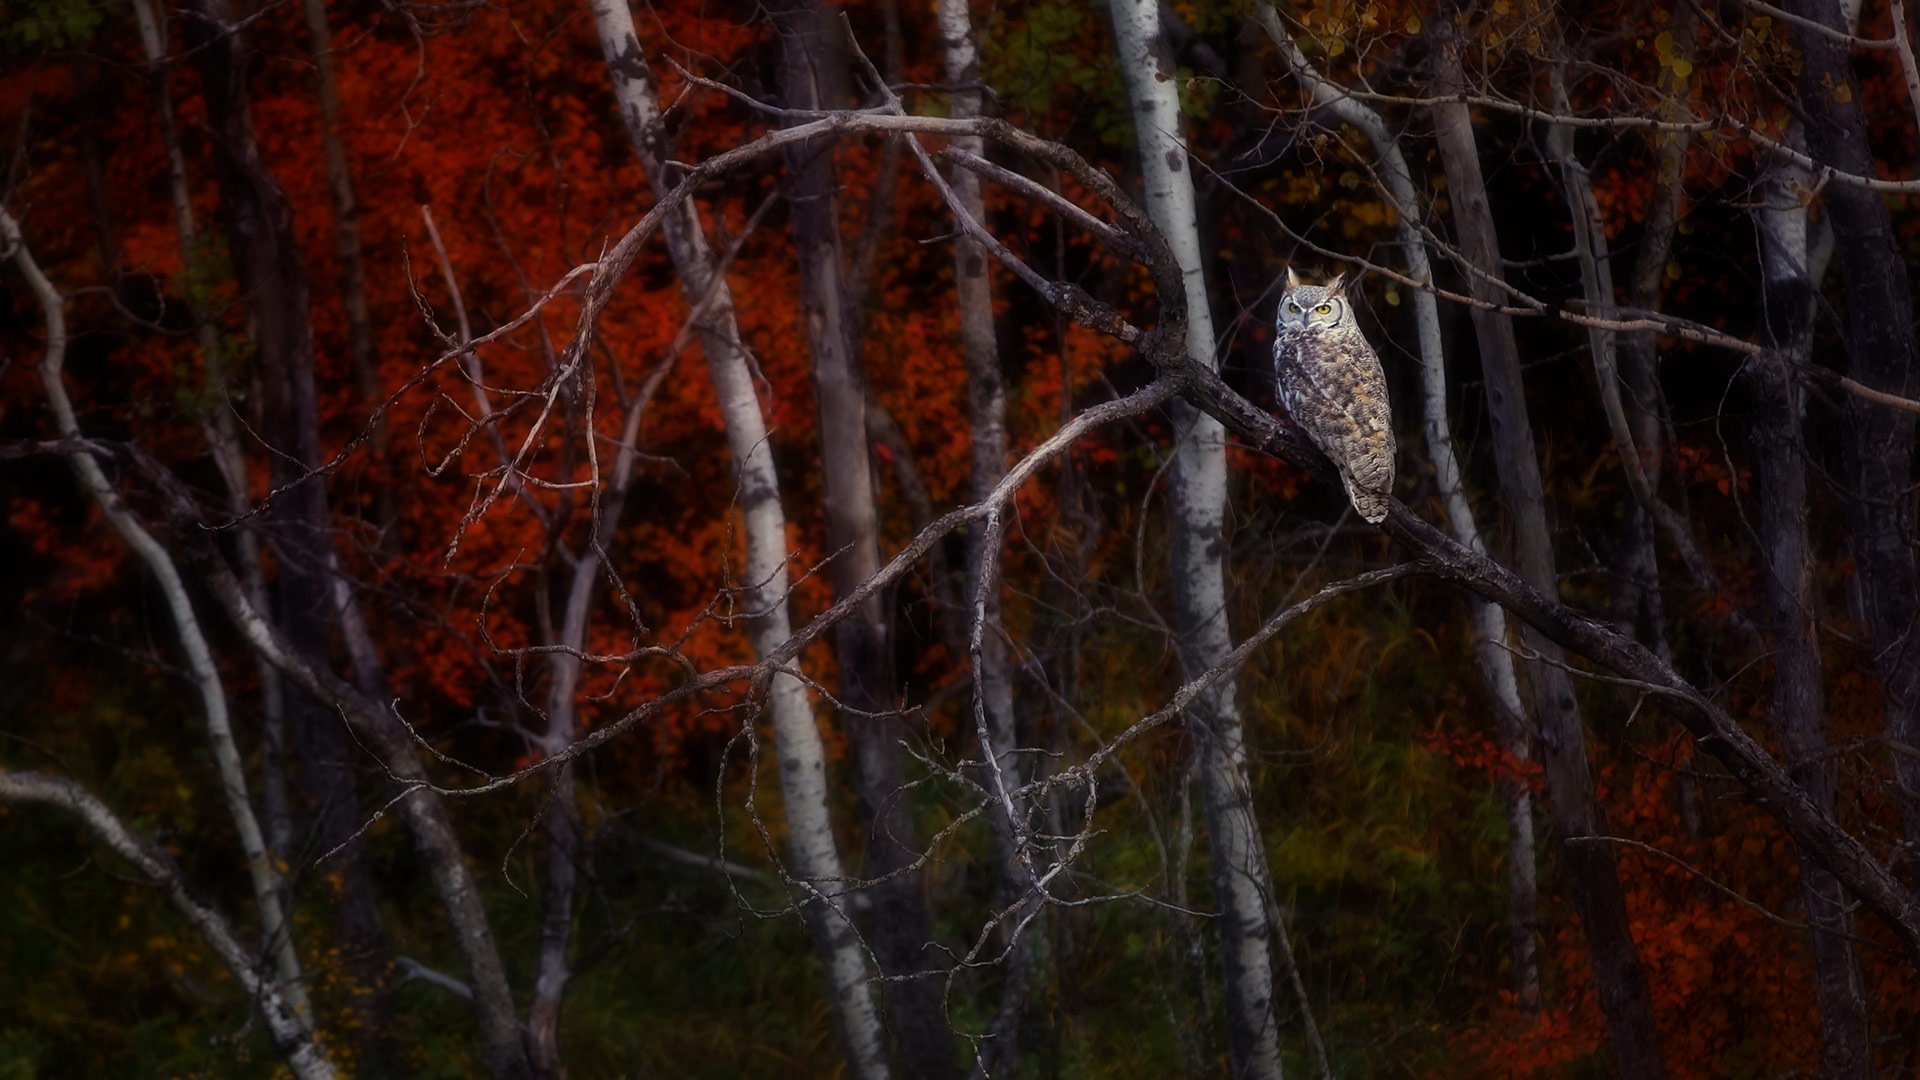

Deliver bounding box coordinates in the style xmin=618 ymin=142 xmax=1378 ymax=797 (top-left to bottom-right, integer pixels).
xmin=196 ymin=545 xmax=535 ymax=1080
xmin=585 ymin=6 xmax=892 ymax=1077
xmin=937 ymin=0 xmax=1036 ymax=1071
xmin=185 ymin=5 xmax=405 ymax=1068
xmin=76 ymin=58 xmax=120 ymax=282
xmin=0 ymin=772 xmax=337 ymax=1080
xmin=129 ymin=0 xmax=294 ymax=862
xmin=1263 ymin=13 xmax=1541 ymax=1012
xmin=299 ymin=0 xmax=376 ymax=403
xmin=1429 ymin=39 xmax=1664 ymax=1080
xmin=1615 ymin=12 xmax=1698 ymax=831
xmin=184 ymin=6 xmax=524 ymax=1075
xmin=1612 ymin=4 xmax=1694 ymax=662
xmin=766 ymin=6 xmax=950 ymax=1075
xmin=939 ymin=0 xmax=1015 ymax=828
xmin=298 ymin=0 xmax=389 ymax=519
xmin=526 ymin=524 xmax=593 ymax=1080
xmin=288 ymin=679 xmax=406 ymax=1078
xmin=1785 ymin=0 xmax=1920 ymax=874
xmin=1751 ymin=153 xmax=1872 ymax=1080
xmin=6 ymin=205 xmax=315 ymax=1037
xmin=1110 ymin=3 xmax=1283 ymax=1075
xmin=522 ymin=375 xmax=663 ymax=1076
xmin=767 ymin=6 xmax=955 ymax=1077
xmin=528 ymin=745 xmax=580 ymax=1079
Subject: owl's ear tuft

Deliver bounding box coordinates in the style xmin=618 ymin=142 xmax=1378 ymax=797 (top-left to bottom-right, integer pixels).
xmin=1285 ymin=266 xmax=1301 ymax=290
xmin=1326 ymin=272 xmax=1349 ymax=296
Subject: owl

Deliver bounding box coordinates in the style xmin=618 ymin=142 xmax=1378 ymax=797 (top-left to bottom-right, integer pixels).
xmin=1273 ymin=268 xmax=1396 ymax=524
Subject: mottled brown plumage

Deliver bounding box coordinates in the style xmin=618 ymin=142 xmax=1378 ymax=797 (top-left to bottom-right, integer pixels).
xmin=1273 ymin=268 xmax=1396 ymax=523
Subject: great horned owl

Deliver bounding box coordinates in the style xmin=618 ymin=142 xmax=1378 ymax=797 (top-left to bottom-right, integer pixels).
xmin=1273 ymin=268 xmax=1395 ymax=524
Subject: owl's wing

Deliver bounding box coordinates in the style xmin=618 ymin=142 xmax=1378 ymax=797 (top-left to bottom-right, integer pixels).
xmin=1288 ymin=339 xmax=1396 ymax=497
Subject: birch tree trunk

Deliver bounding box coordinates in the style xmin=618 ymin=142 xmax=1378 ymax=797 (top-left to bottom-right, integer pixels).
xmin=1429 ymin=38 xmax=1664 ymax=1080
xmin=765 ymin=5 xmax=954 ymax=1076
xmin=1752 ymin=153 xmax=1871 ymax=1080
xmin=1613 ymin=12 xmax=1701 ymax=833
xmin=937 ymin=0 xmax=1038 ymax=1071
xmin=182 ymin=6 xmax=527 ymax=1074
xmin=0 ymin=772 xmax=337 ymax=1080
xmin=3 ymin=206 xmax=316 ymax=1038
xmin=524 ymin=356 xmax=664 ymax=1074
xmin=529 ymin=592 xmax=585 ymax=1080
xmin=194 ymin=552 xmax=534 ymax=1080
xmin=1612 ymin=4 xmax=1694 ymax=662
xmin=1261 ymin=14 xmax=1541 ymax=1012
xmin=586 ymin=6 xmax=891 ymax=1076
xmin=129 ymin=0 xmax=295 ymax=861
xmin=1110 ymin=3 xmax=1283 ymax=1075
xmin=183 ymin=6 xmax=412 ymax=1068
xmin=1785 ymin=0 xmax=1920 ymax=875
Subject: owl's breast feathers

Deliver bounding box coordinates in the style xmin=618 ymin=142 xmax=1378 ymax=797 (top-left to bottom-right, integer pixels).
xmin=1272 ymin=325 xmax=1396 ymax=521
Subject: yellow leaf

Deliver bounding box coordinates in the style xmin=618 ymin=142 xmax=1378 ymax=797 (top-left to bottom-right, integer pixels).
xmin=1406 ymin=13 xmax=1421 ymax=32
xmin=1753 ymin=14 xmax=1772 ymax=27
xmin=1385 ymin=288 xmax=1402 ymax=306
xmin=1665 ymin=261 xmax=1683 ymax=281
xmin=1833 ymin=82 xmax=1853 ymax=103
xmin=1655 ymin=30 xmax=1674 ymax=57
xmin=1671 ymin=58 xmax=1693 ymax=79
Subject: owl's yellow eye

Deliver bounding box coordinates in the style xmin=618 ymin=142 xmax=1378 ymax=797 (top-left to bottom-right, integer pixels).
xmin=1287 ymin=302 xmax=1299 ymax=312
xmin=1315 ymin=303 xmax=1333 ymax=314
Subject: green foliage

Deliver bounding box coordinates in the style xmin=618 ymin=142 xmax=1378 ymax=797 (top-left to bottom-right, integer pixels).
xmin=1 ymin=0 xmax=101 ymax=53
xmin=983 ymin=0 xmax=1132 ymax=145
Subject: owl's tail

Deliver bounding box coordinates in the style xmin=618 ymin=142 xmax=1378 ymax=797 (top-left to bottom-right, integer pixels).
xmin=1342 ymin=475 xmax=1390 ymax=525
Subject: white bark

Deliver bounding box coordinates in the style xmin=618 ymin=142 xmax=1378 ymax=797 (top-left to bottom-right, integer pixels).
xmin=586 ymin=6 xmax=889 ymax=1077
xmin=131 ymin=0 xmax=295 ymax=860
xmin=193 ymin=543 xmax=531 ymax=1079
xmin=938 ymin=1 xmax=1035 ymax=1071
xmin=1751 ymin=131 xmax=1871 ymax=1080
xmin=1260 ymin=13 xmax=1542 ymax=1012
xmin=3 ymin=208 xmax=314 ymax=1033
xmin=939 ymin=0 xmax=1018 ymax=829
xmin=525 ymin=312 xmax=660 ymax=1075
xmin=0 ymin=771 xmax=336 ymax=1080
xmin=1109 ymin=3 xmax=1284 ymax=1075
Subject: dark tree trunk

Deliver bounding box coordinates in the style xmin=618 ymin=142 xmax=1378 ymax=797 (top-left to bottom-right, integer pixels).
xmin=1752 ymin=191 xmax=1870 ymax=1078
xmin=287 ymin=664 xmax=408 ymax=1080
xmin=1611 ymin=2 xmax=1693 ymax=663
xmin=76 ymin=58 xmax=121 ymax=284
xmin=188 ymin=6 xmax=404 ymax=1072
xmin=299 ymin=0 xmax=390 ymax=527
xmin=1430 ymin=36 xmax=1665 ymax=1080
xmin=528 ymin=760 xmax=579 ymax=1079
xmin=187 ymin=6 xmax=528 ymax=1076
xmin=1786 ymin=0 xmax=1920 ymax=875
xmin=768 ymin=4 xmax=955 ymax=1076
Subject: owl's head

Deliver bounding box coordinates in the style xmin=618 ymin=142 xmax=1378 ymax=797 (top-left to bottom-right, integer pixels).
xmin=1277 ymin=267 xmax=1352 ymax=331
